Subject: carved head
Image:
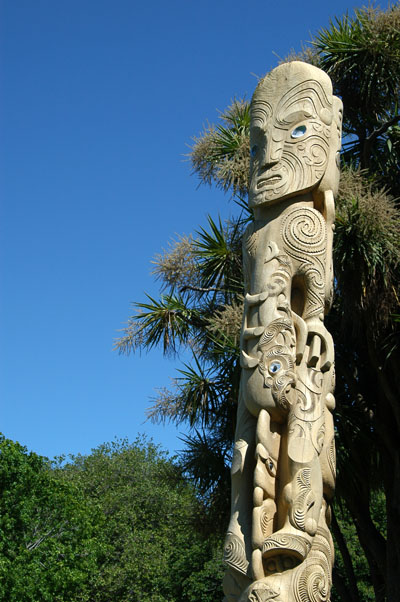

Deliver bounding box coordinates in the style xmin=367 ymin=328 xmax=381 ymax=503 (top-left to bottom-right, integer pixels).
xmin=258 ymin=344 xmax=296 ymax=411
xmin=249 ymin=61 xmax=342 ymax=208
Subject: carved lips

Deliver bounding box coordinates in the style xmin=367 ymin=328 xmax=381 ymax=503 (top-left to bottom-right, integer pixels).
xmin=248 ymin=71 xmax=336 ymax=207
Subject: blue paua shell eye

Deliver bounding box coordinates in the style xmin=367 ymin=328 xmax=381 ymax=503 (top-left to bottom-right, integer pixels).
xmin=291 ymin=125 xmax=307 ymax=139
xmin=269 ymin=361 xmax=281 ymax=374
xmin=250 ymin=145 xmax=258 ymax=157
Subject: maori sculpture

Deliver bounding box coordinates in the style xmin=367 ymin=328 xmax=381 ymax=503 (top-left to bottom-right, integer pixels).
xmin=223 ymin=62 xmax=342 ymax=602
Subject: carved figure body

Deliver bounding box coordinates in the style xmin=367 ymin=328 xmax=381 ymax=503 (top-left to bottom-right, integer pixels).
xmin=223 ymin=62 xmax=342 ymax=602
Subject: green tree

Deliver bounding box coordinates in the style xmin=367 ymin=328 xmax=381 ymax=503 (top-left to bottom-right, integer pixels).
xmin=0 ymin=434 xmax=225 ymax=602
xmin=117 ymin=5 xmax=400 ymax=601
xmin=315 ymin=6 xmax=400 ymax=195
xmin=59 ymin=437 xmax=224 ymax=602
xmin=0 ymin=434 xmax=99 ymax=602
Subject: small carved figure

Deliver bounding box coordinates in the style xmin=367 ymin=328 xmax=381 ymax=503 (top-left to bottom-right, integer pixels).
xmin=223 ymin=62 xmax=342 ymax=602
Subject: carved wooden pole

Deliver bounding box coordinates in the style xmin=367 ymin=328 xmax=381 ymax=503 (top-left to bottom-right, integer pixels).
xmin=223 ymin=62 xmax=342 ymax=602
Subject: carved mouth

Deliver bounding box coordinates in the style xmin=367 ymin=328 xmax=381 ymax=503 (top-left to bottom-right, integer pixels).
xmin=256 ymin=175 xmax=282 ymax=189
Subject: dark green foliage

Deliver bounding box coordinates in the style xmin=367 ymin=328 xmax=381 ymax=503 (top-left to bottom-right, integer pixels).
xmin=313 ymin=6 xmax=400 ymax=194
xmin=315 ymin=8 xmax=400 ymax=116
xmin=0 ymin=434 xmax=225 ymax=602
xmin=0 ymin=435 xmax=99 ymax=602
xmin=182 ymin=545 xmax=226 ymax=602
xmin=59 ymin=437 xmax=224 ymax=602
xmin=331 ymin=497 xmax=385 ymax=602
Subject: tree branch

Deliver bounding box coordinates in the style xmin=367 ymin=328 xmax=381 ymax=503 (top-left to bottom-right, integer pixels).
xmin=26 ymin=523 xmax=67 ymax=551
xmin=179 ymin=285 xmax=222 ymax=293
xmin=363 ymin=115 xmax=400 ymax=167
xmin=366 ymin=115 xmax=400 ymax=144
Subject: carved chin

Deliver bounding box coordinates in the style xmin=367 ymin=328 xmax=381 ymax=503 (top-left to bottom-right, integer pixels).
xmin=249 ymin=174 xmax=323 ymax=207
xmin=250 ymin=186 xmax=288 ymax=206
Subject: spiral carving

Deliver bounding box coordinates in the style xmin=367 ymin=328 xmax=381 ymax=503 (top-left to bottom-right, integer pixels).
xmin=281 ymin=206 xmax=327 ymax=320
xmin=225 ymin=62 xmax=340 ymax=602
xmin=302 ymin=140 xmax=328 ymax=180
xmin=290 ymin=468 xmax=314 ymax=531
xmin=293 ymin=558 xmax=331 ymax=602
xmin=291 ymin=527 xmax=333 ymax=602
xmin=262 ymin=533 xmax=311 ymax=559
xmin=263 ymin=345 xmax=291 ymax=361
xmin=258 ymin=344 xmax=296 ymax=410
xmin=258 ymin=319 xmax=294 ymax=349
xmin=281 ymin=207 xmax=326 ymax=260
xmin=223 ymin=533 xmax=249 ymax=575
xmin=261 ymin=507 xmax=272 ymax=536
xmin=313 ymin=527 xmax=334 ymax=563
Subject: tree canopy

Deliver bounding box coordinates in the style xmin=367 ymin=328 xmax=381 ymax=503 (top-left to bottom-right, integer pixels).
xmin=0 ymin=434 xmax=224 ymax=602
xmin=0 ymin=435 xmax=100 ymax=602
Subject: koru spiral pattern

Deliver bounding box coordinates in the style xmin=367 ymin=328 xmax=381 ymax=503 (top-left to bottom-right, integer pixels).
xmin=281 ymin=207 xmax=327 ymax=320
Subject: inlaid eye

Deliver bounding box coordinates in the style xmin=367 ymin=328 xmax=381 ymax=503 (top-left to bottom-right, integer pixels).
xmin=291 ymin=125 xmax=307 ymax=139
xmin=265 ymin=457 xmax=276 ymax=476
xmin=250 ymin=145 xmax=258 ymax=157
xmin=269 ymin=361 xmax=281 ymax=375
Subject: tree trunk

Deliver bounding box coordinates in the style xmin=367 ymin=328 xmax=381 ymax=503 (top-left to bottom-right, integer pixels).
xmin=384 ymin=449 xmax=400 ymax=602
xmin=331 ymin=507 xmax=361 ymax=602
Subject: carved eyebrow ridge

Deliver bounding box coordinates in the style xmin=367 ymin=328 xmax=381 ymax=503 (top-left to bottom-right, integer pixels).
xmin=278 ymin=110 xmax=315 ymax=126
xmin=278 ymin=79 xmax=332 ymax=108
xmin=250 ymin=100 xmax=273 ymax=121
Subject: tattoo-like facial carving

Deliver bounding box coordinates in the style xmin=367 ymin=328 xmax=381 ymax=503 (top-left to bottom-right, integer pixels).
xmin=249 ymin=62 xmax=342 ymax=207
xmin=225 ymin=62 xmax=339 ymax=602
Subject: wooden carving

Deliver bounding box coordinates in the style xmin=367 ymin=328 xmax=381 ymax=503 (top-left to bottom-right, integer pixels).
xmin=223 ymin=62 xmax=342 ymax=602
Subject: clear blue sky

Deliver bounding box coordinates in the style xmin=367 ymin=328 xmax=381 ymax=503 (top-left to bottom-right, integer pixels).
xmin=1 ymin=0 xmax=367 ymax=459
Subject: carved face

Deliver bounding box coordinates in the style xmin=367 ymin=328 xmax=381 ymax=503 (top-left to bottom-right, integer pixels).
xmin=258 ymin=344 xmax=296 ymax=411
xmin=249 ymin=63 xmax=338 ymax=207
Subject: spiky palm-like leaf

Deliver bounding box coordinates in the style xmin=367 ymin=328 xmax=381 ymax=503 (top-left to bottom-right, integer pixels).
xmin=175 ymin=357 xmax=221 ymax=428
xmin=116 ymin=294 xmax=201 ymax=355
xmin=179 ymin=429 xmax=232 ymax=531
xmin=313 ymin=5 xmax=400 ymax=186
xmin=315 ymin=8 xmax=400 ymax=114
xmin=195 ymin=215 xmax=243 ymax=298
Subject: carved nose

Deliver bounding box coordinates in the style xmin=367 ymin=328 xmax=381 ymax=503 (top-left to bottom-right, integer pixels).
xmin=260 ymin=130 xmax=284 ymax=166
xmin=267 ymin=142 xmax=283 ymax=164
